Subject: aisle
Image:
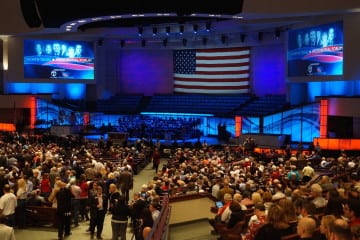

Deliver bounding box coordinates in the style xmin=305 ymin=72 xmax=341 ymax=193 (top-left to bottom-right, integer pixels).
xmin=14 ymin=160 xmax=161 ymax=240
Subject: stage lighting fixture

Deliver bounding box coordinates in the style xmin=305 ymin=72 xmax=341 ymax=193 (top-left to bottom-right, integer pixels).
xmin=120 ymin=40 xmax=125 ymax=48
xmin=193 ymin=24 xmax=198 ymax=34
xmin=163 ymin=38 xmax=168 ymax=47
xmin=179 ymin=25 xmax=184 ymax=35
xmin=138 ymin=27 xmax=143 ymax=37
xmin=165 ymin=26 xmax=170 ymax=36
xmin=240 ymin=34 xmax=246 ymax=43
xmin=182 ymin=38 xmax=187 ymax=46
xmin=152 ymin=27 xmax=157 ymax=36
xmin=202 ymin=37 xmax=208 ymax=46
xmin=221 ymin=35 xmax=227 ymax=44
xmin=275 ymin=29 xmax=281 ymax=39
xmin=206 ymin=22 xmax=211 ymax=32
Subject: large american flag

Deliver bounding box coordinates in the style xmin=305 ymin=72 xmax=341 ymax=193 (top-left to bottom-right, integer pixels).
xmin=173 ymin=47 xmax=250 ymax=94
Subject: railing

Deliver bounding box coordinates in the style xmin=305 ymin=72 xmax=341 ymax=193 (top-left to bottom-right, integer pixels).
xmin=146 ymin=196 xmax=171 ymax=240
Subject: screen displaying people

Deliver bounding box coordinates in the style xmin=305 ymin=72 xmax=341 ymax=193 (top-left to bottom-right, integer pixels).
xmin=287 ymin=21 xmax=343 ymax=77
xmin=24 ymin=39 xmax=95 ymax=80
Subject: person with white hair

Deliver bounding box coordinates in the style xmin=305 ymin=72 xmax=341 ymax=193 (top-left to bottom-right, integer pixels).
xmin=310 ymin=183 xmax=327 ymax=209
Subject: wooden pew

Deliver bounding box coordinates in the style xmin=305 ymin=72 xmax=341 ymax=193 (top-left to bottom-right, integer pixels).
xmin=26 ymin=206 xmax=58 ymax=227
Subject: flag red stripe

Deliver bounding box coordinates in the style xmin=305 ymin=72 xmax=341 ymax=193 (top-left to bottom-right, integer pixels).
xmin=174 ymin=77 xmax=250 ymax=82
xmin=174 ymin=47 xmax=251 ymax=94
xmin=197 ymin=47 xmax=250 ymax=53
xmin=197 ymin=54 xmax=250 ymax=61
xmin=174 ymin=85 xmax=250 ymax=90
xmin=195 ymin=70 xmax=249 ymax=75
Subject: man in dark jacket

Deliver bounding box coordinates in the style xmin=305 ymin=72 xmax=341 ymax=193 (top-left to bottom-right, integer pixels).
xmin=49 ymin=181 xmax=74 ymax=240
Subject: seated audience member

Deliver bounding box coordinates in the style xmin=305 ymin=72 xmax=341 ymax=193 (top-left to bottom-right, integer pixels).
xmin=319 ymin=214 xmax=336 ymax=240
xmin=27 ymin=189 xmax=46 ymax=206
xmin=262 ymin=191 xmax=274 ymax=214
xmin=342 ymin=199 xmax=360 ymax=227
xmin=216 ymin=202 xmax=245 ymax=238
xmin=254 ymin=204 xmax=293 ymax=240
xmin=278 ymin=198 xmax=298 ymax=224
xmin=243 ymin=203 xmax=267 ymax=240
xmin=320 ymin=175 xmax=335 ymax=192
xmin=309 ymin=184 xmax=327 ymax=209
xmin=301 ymin=200 xmax=321 ymax=227
xmin=148 ymin=202 xmax=160 ymax=222
xmin=272 ymin=183 xmax=286 ymax=202
xmin=232 ymin=193 xmax=248 ymax=211
xmin=328 ymin=218 xmax=352 ymax=240
xmin=324 ymin=189 xmax=343 ymax=218
xmin=296 ymin=217 xmax=317 ymax=240
xmin=209 ymin=193 xmax=233 ymax=234
xmin=218 ymin=179 xmax=234 ymax=201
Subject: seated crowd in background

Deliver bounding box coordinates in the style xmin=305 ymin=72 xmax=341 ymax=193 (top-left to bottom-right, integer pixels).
xmin=0 ymin=131 xmax=360 ymax=240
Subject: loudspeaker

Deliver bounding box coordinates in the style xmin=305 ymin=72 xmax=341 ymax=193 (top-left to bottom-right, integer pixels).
xmin=20 ymin=0 xmax=42 ymax=28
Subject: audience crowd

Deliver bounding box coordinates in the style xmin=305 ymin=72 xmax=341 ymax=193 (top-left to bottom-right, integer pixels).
xmin=0 ymin=131 xmax=360 ymax=240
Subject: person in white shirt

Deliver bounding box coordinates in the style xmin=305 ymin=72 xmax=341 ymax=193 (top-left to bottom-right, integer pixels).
xmin=0 ymin=184 xmax=17 ymax=227
xmin=149 ymin=202 xmax=160 ymax=221
xmin=0 ymin=217 xmax=15 ymax=240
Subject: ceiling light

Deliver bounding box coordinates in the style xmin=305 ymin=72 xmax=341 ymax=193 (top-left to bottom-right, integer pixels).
xmin=152 ymin=27 xmax=157 ymax=36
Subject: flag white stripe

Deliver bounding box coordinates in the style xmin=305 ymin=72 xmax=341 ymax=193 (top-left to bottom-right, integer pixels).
xmin=174 ymin=47 xmax=251 ymax=94
xmin=196 ymin=58 xmax=250 ymax=64
xmin=174 ymin=73 xmax=249 ymax=79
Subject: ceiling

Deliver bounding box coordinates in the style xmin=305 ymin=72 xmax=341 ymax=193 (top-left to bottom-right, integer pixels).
xmin=1 ymin=0 xmax=360 ymax=46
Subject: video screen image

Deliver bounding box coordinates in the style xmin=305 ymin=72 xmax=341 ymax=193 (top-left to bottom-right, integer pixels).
xmin=24 ymin=39 xmax=94 ymax=80
xmin=287 ymin=21 xmax=343 ymax=77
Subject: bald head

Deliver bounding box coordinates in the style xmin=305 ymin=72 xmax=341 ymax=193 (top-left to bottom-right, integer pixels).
xmin=297 ymin=217 xmax=316 ymax=237
xmin=329 ymin=218 xmax=352 ymax=240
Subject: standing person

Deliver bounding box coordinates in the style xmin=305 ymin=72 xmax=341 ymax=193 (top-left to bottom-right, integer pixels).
xmin=78 ymin=174 xmax=90 ymax=221
xmin=118 ymin=167 xmax=133 ymax=203
xmin=48 ymin=180 xmax=74 ymax=240
xmin=129 ymin=192 xmax=146 ymax=240
xmin=108 ymin=183 xmax=121 ymax=213
xmin=152 ymin=148 xmax=161 ymax=173
xmin=89 ymin=185 xmax=107 ymax=240
xmin=0 ymin=184 xmax=17 ymax=227
xmin=16 ymin=178 xmax=28 ymax=229
xmin=110 ymin=194 xmax=131 ymax=240
xmin=302 ymin=162 xmax=315 ymax=183
xmin=69 ymin=178 xmax=81 ymax=227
